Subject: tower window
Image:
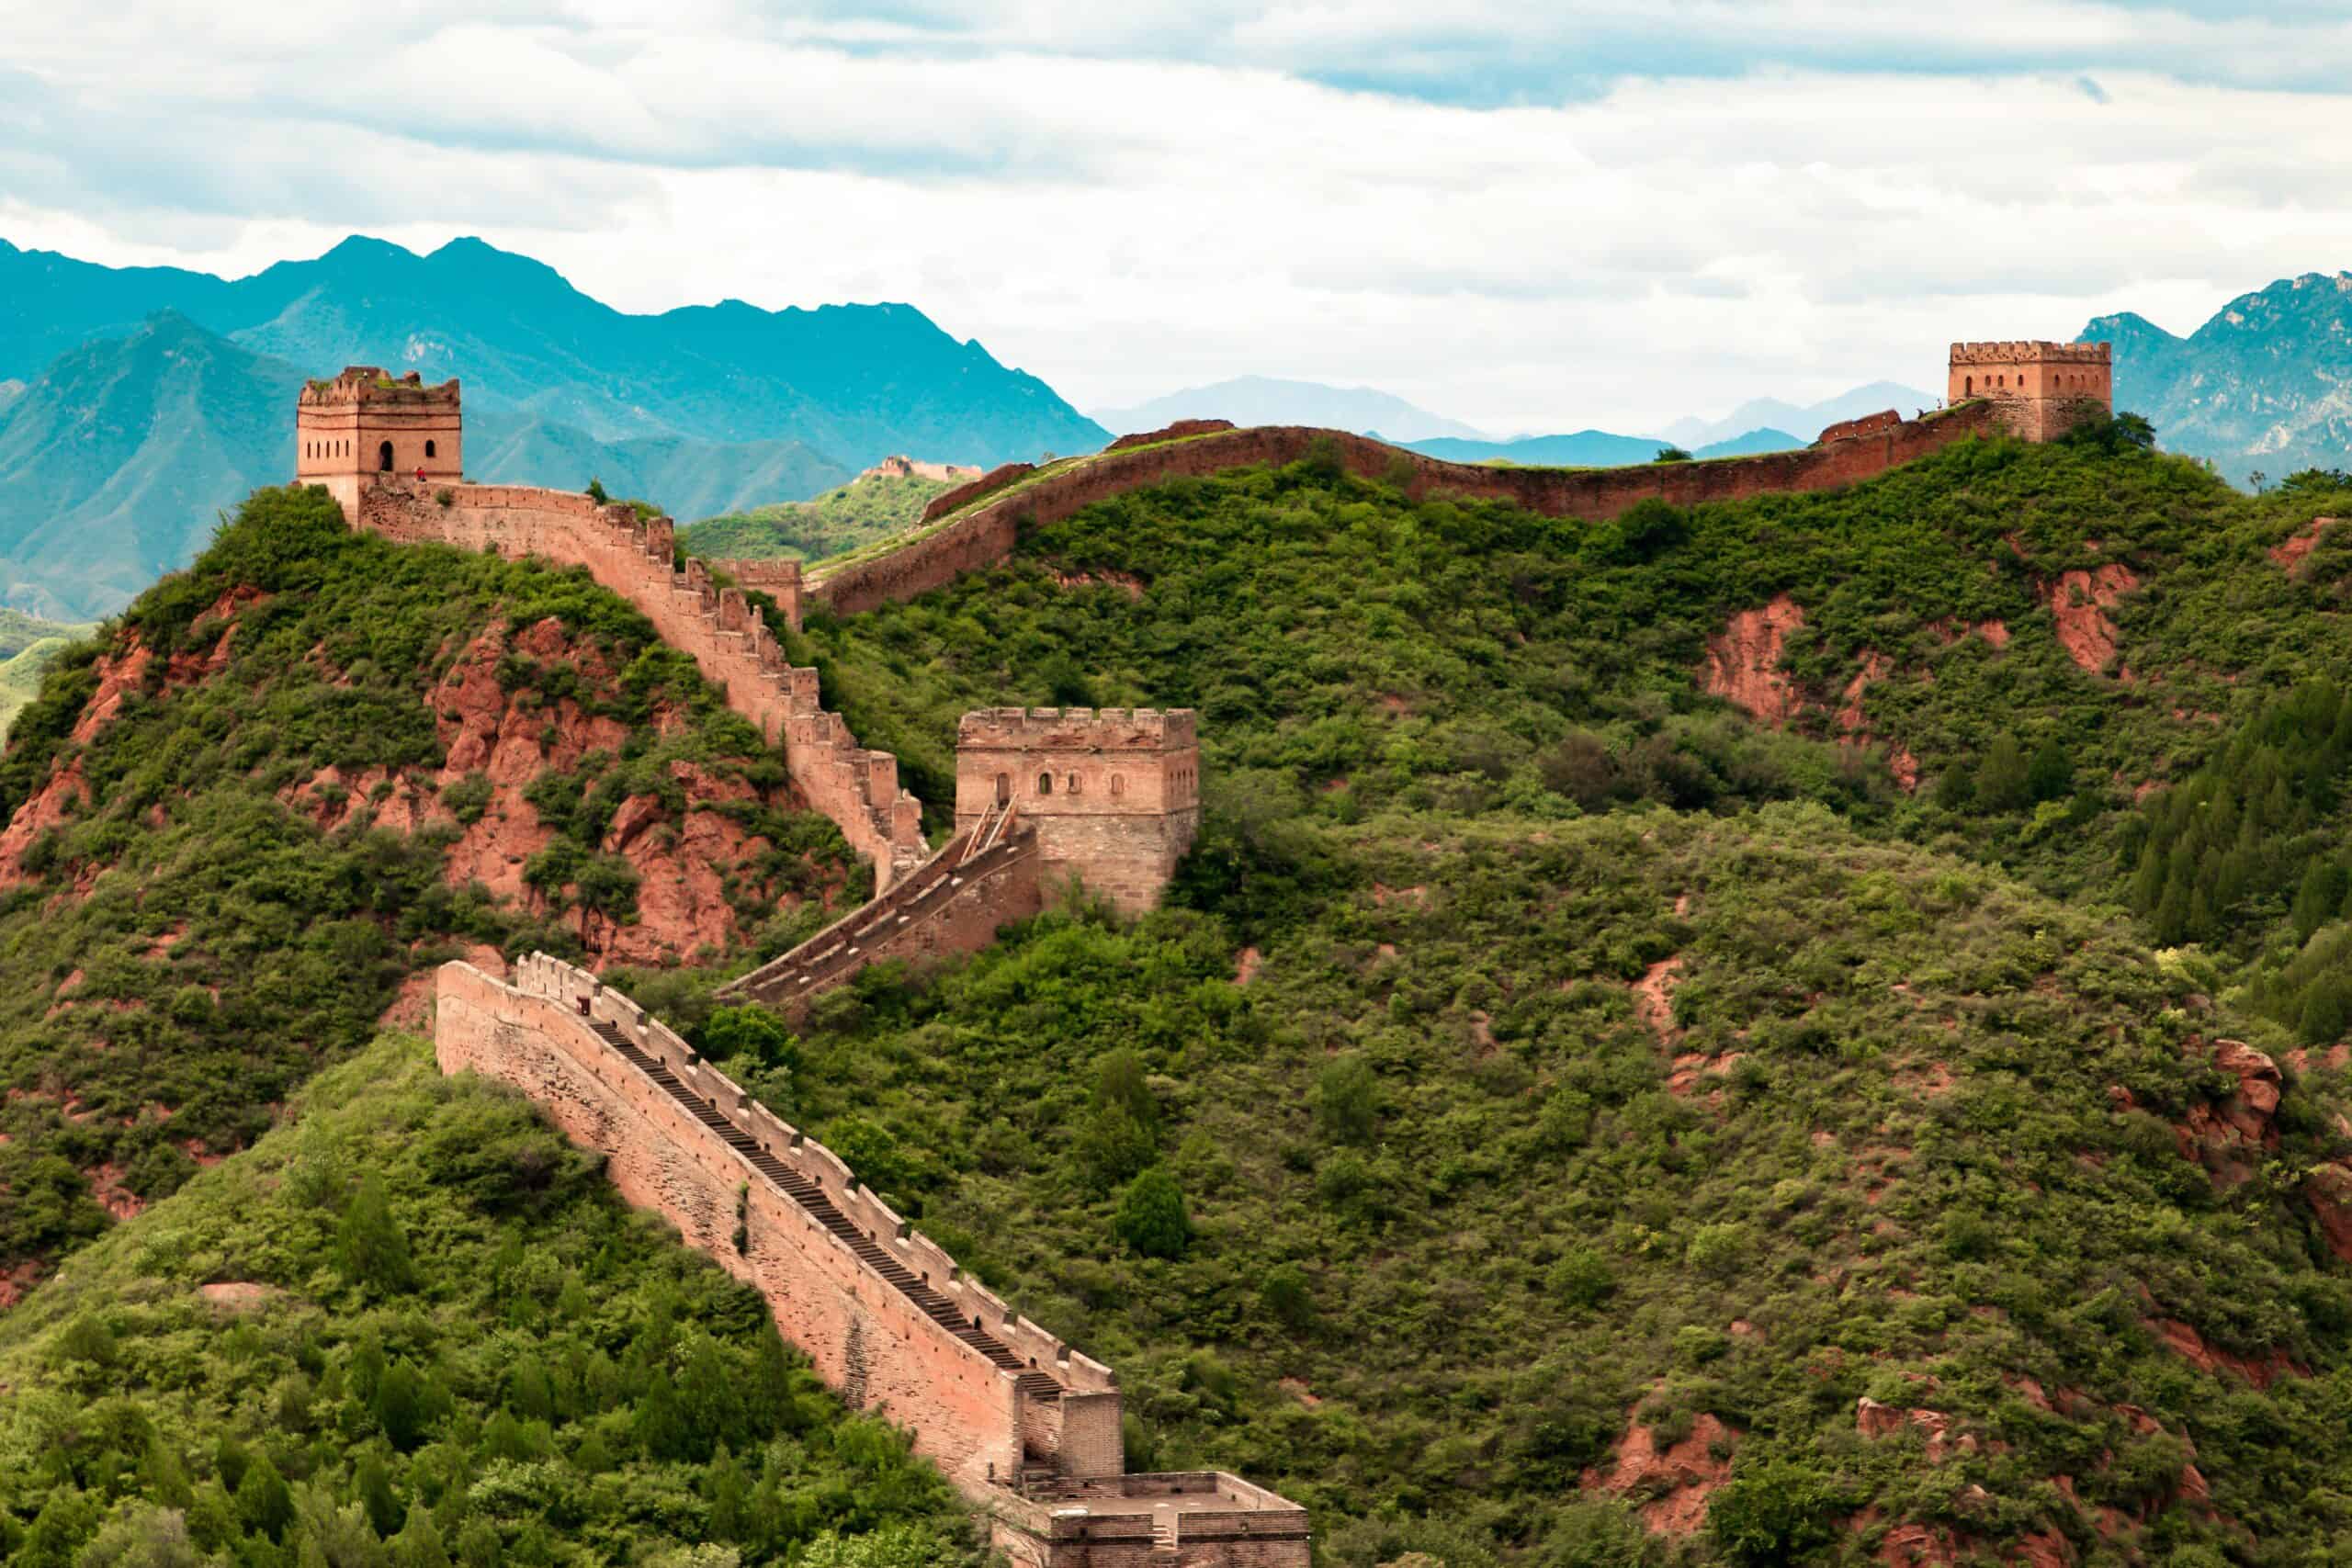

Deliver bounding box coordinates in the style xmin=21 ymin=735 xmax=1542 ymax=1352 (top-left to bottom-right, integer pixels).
xmin=1110 ymin=773 xmax=1126 ymax=798
xmin=424 ymin=440 xmax=436 ymax=459
xmin=1036 ymin=773 xmax=1053 ymax=796
xmin=379 ymin=441 xmax=395 ymax=472
xmin=1067 ymin=773 xmax=1082 ymax=795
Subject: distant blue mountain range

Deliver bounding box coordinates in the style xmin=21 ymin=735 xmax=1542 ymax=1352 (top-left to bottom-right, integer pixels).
xmin=1407 ymin=426 xmax=1803 ymax=466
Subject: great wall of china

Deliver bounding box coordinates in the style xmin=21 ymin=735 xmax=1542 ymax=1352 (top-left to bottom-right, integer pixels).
xmin=293 ymin=338 xmax=2109 ymax=1565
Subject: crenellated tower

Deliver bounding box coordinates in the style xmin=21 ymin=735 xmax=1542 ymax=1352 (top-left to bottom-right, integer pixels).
xmin=296 ymin=366 xmax=463 ymax=520
xmin=1948 ymin=341 xmax=2112 ymax=442
xmin=955 ymin=707 xmax=1201 ymax=914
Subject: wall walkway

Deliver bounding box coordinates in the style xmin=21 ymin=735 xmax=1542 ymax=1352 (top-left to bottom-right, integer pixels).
xmin=435 ymin=954 xmax=1308 ymax=1567
xmin=807 ymin=403 xmax=2002 ymax=617
xmin=354 ymin=481 xmax=927 ymax=886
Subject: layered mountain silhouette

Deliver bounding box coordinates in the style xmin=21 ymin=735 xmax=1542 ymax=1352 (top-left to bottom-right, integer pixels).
xmin=0 ymin=313 xmax=854 ymax=617
xmin=2086 ymin=271 xmax=2352 ymax=484
xmin=0 ymin=233 xmax=1110 ymax=615
xmin=1408 ymin=426 xmax=1801 ymax=466
xmin=1094 ymin=376 xmax=1487 ymax=443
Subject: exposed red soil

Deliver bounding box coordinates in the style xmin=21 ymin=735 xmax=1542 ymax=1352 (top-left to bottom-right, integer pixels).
xmin=1584 ymin=1409 xmax=1738 ymax=1538
xmin=1632 ymin=956 xmax=1684 ymax=1046
xmin=197 ymin=1280 xmax=282 ymax=1312
xmin=2150 ymin=1316 xmax=2301 ymax=1387
xmin=0 ymin=1260 xmax=43 ymax=1308
xmin=85 ymin=1162 xmax=144 ymax=1222
xmin=2042 ymin=563 xmax=2139 ymax=676
xmin=1 ymin=612 xmax=847 ymax=966
xmin=1234 ymin=946 xmax=1262 ymax=987
xmin=1701 ymin=595 xmax=1805 ymax=726
xmin=2270 ymin=516 xmax=2336 ymax=573
xmin=1048 ymin=569 xmax=1146 ymax=601
xmin=1369 ymin=883 xmax=1428 ymax=907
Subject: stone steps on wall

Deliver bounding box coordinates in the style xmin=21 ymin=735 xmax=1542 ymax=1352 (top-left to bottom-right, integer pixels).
xmin=590 ymin=1017 xmax=1062 ymax=1397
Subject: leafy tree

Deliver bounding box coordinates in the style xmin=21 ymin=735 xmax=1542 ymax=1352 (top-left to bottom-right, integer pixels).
xmin=2026 ymin=736 xmax=2074 ymax=802
xmin=235 ymin=1455 xmax=295 ymax=1542
xmin=1654 ymin=446 xmax=1694 ymax=464
xmin=1708 ymin=1454 xmax=1844 ymax=1564
xmin=1316 ymin=1053 xmax=1381 ymax=1145
xmin=1974 ymin=733 xmax=2031 ymax=814
xmin=337 ymin=1172 xmax=416 ymax=1296
xmin=1114 ymin=1168 xmax=1192 ymax=1258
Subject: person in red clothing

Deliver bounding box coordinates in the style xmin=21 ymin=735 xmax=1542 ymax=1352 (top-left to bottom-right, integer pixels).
xmin=415 ymin=466 xmax=427 ymax=485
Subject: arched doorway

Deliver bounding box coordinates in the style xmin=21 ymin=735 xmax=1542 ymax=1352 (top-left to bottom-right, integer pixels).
xmin=994 ymin=772 xmax=1011 ymax=806
xmin=1964 ymin=376 xmax=1973 ymax=397
xmin=378 ymin=441 xmax=395 ymax=472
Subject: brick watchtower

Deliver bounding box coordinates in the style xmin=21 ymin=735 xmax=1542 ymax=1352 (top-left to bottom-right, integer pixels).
xmin=1948 ymin=341 xmax=2112 ymax=442
xmin=956 ymin=708 xmax=1201 ymax=915
xmin=296 ymin=367 xmax=463 ymax=521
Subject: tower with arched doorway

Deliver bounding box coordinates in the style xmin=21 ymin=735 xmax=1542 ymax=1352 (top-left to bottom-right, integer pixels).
xmin=295 ymin=366 xmax=463 ymax=521
xmin=1948 ymin=341 xmax=2112 ymax=442
xmin=954 ymin=707 xmax=1201 ymax=914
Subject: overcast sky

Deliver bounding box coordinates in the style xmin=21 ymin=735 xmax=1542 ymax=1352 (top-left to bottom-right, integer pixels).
xmin=5 ymin=1 xmax=2349 ymax=434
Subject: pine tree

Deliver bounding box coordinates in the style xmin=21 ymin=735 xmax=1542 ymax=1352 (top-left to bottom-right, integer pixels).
xmin=356 ymin=1452 xmax=402 ymax=1539
xmin=337 ymin=1173 xmax=416 ymax=1296
xmin=2026 ymin=736 xmax=2074 ymax=802
xmin=1974 ymin=733 xmax=2030 ymax=813
xmin=391 ymin=1506 xmax=451 ymax=1568
xmin=234 ymin=1455 xmax=293 ymax=1542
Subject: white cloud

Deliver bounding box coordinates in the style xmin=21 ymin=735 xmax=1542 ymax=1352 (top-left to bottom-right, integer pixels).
xmin=1 ymin=1 xmax=2348 ymax=434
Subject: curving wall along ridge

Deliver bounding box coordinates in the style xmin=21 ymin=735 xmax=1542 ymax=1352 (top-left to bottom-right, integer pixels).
xmin=807 ymin=404 xmax=2004 ymax=618
xmin=354 ymin=481 xmax=927 ymax=886
xmin=436 ymin=954 xmax=1313 ymax=1567
xmin=435 ymin=954 xmax=1120 ymax=1490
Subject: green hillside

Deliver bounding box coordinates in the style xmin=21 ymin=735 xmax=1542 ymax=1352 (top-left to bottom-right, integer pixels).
xmin=679 ymin=470 xmax=961 ymax=564
xmin=14 ymin=428 xmax=2352 ymax=1562
xmin=0 ymin=485 xmax=858 ymax=1286
xmin=0 ymin=1032 xmax=978 ymax=1568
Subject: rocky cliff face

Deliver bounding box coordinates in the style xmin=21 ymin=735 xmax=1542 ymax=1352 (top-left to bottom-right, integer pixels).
xmin=2085 ymin=271 xmax=2352 ymax=484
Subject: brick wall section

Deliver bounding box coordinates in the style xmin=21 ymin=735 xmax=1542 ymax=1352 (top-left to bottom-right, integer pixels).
xmin=435 ymin=955 xmax=1121 ymax=1490
xmin=350 ymin=480 xmax=924 ymax=886
xmin=920 ymin=461 xmax=1038 ymax=525
xmin=810 ymin=403 xmax=2006 ymax=617
xmin=955 ymin=708 xmax=1201 ymax=915
xmin=991 ymin=1474 xmax=1311 ymax=1568
xmin=435 ymin=954 xmax=1309 ymax=1568
xmin=718 ymin=820 xmax=1044 ymax=1018
xmin=708 ymin=557 xmax=805 ymax=631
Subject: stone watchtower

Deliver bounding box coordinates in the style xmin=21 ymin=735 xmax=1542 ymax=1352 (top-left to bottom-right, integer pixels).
xmin=1948 ymin=341 xmax=2112 ymax=442
xmin=296 ymin=367 xmax=463 ymax=521
xmin=956 ymin=708 xmax=1201 ymax=915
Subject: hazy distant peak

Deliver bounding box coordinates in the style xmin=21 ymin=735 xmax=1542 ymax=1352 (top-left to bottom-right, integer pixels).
xmin=1095 ymin=375 xmax=1486 ymax=444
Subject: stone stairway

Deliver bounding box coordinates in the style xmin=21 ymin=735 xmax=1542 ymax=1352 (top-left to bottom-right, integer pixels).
xmin=591 ymin=1018 xmax=1062 ymax=1402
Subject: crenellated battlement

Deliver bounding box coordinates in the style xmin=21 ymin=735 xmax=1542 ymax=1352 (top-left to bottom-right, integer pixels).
xmin=438 ymin=954 xmax=1306 ymax=1568
xmin=299 ymin=366 xmax=462 ymax=407
xmin=1949 ymin=340 xmax=2110 ymax=365
xmin=1947 ymin=339 xmax=2113 ymax=441
xmin=957 ymin=706 xmax=1199 ymax=751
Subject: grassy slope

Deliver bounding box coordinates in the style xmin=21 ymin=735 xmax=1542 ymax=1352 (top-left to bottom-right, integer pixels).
xmin=0 ymin=609 xmax=96 ymax=737
xmin=0 ymin=1033 xmax=978 ymax=1568
xmin=678 ymin=471 xmax=957 ymax=565
xmin=605 ymin=432 xmax=2352 ymax=1563
xmin=14 ymin=435 xmax=2352 ymax=1563
xmin=0 ymin=486 xmax=856 ymax=1284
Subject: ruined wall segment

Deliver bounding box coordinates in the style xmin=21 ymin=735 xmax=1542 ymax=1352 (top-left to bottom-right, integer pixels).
xmin=708 ymin=557 xmax=805 ymax=632
xmin=956 ymin=708 xmax=1201 ymax=915
xmin=809 ymin=401 xmax=2008 ymax=617
xmin=1948 ymin=340 xmax=2113 ymax=442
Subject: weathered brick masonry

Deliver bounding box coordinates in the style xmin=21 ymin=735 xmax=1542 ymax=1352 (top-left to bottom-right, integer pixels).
xmin=806 ymin=400 xmax=2008 ymax=616
xmin=298 ymin=367 xmax=925 ymax=889
xmin=436 ymin=954 xmax=1310 ymax=1567
xmin=719 ymin=804 xmax=1045 ymax=1019
xmin=956 ymin=708 xmax=1201 ymax=916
